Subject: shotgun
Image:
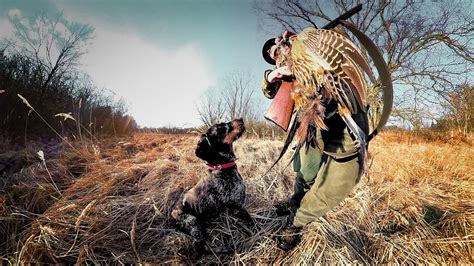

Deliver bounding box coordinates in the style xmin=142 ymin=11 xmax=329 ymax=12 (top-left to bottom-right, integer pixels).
xmin=264 ymin=4 xmax=363 ymax=131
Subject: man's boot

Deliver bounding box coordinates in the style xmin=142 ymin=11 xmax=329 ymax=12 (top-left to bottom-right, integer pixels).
xmin=273 ymin=191 xmax=305 ymax=216
xmin=275 ymin=208 xmax=302 ymax=251
xmin=273 ymin=200 xmax=293 ymax=216
xmin=276 ymin=224 xmax=302 ymax=251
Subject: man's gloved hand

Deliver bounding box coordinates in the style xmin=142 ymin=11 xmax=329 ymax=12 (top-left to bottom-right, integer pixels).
xmin=262 ymin=66 xmax=294 ymax=99
xmin=265 ymin=66 xmax=293 ymax=83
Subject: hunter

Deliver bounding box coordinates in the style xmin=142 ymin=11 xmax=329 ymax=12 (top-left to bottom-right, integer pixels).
xmin=260 ymin=16 xmax=392 ymax=250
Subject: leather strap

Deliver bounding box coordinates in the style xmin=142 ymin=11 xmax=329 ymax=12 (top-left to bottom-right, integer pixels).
xmin=341 ymin=21 xmax=393 ymax=142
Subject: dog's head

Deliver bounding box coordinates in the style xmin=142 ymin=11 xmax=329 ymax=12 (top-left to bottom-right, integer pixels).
xmin=195 ymin=118 xmax=245 ymax=166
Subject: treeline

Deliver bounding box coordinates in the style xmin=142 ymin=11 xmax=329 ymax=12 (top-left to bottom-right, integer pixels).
xmin=0 ymin=51 xmax=137 ymax=141
xmin=139 ymin=127 xmax=196 ymax=134
xmin=139 ymin=120 xmax=287 ymax=139
xmin=0 ymin=14 xmax=137 ymax=142
xmin=432 ymin=83 xmax=473 ymax=135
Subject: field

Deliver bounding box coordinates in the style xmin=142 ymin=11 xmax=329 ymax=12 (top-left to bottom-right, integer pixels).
xmin=1 ymin=131 xmax=473 ymax=264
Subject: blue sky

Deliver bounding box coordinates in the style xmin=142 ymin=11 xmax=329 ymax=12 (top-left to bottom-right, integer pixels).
xmin=0 ymin=0 xmax=276 ymax=127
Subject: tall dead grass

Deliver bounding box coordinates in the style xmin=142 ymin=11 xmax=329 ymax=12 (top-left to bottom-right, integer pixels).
xmin=1 ymin=131 xmax=473 ymax=263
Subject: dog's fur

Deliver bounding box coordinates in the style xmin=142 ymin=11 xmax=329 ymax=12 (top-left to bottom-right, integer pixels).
xmin=170 ymin=119 xmax=252 ymax=249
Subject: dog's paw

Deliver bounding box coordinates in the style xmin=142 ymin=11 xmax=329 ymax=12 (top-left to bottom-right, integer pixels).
xmin=210 ymin=245 xmax=234 ymax=254
xmin=192 ymin=240 xmax=207 ymax=255
xmin=171 ymin=208 xmax=182 ymax=220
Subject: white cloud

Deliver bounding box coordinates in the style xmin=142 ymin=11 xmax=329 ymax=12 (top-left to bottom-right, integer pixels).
xmin=55 ymin=3 xmax=214 ymax=128
xmin=0 ymin=19 xmax=13 ymax=38
xmin=7 ymin=8 xmax=21 ymax=18
xmin=79 ymin=27 xmax=213 ymax=127
xmin=0 ymin=9 xmax=19 ymax=41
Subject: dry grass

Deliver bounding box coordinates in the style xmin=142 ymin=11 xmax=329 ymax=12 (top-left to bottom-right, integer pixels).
xmin=1 ymin=131 xmax=473 ymax=264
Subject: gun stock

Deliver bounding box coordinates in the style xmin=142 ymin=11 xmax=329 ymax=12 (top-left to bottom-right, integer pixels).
xmin=264 ymin=82 xmax=295 ymax=131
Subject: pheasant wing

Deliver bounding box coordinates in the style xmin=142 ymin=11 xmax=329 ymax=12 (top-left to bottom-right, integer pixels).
xmin=290 ymin=28 xmax=372 ymax=112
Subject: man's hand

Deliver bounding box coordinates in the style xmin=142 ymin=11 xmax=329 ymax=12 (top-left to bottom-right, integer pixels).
xmin=267 ymin=66 xmax=293 ymax=83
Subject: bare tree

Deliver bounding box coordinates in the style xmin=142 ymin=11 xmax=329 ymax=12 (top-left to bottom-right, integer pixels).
xmin=255 ymin=0 xmax=474 ymax=128
xmin=221 ymin=71 xmax=259 ymax=122
xmin=6 ymin=12 xmax=94 ymax=107
xmin=0 ymin=13 xmax=136 ymax=137
xmin=197 ymin=87 xmax=226 ymax=127
xmin=197 ymin=71 xmax=260 ymax=128
xmin=443 ymin=83 xmax=473 ymax=134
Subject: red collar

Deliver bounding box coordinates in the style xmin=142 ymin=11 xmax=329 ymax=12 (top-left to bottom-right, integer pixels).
xmin=207 ymin=161 xmax=237 ymax=170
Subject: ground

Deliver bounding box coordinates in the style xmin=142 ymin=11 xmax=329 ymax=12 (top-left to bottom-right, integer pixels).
xmin=0 ymin=131 xmax=473 ymax=264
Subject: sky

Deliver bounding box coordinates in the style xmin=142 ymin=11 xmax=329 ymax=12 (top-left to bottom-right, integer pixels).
xmin=0 ymin=0 xmax=275 ymax=128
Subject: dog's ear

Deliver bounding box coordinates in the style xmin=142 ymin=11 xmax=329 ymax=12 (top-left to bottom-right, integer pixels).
xmin=195 ymin=134 xmax=210 ymax=161
xmin=197 ymin=133 xmax=208 ymax=145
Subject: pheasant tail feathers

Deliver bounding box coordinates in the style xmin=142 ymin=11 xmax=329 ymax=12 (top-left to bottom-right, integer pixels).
xmin=295 ymin=97 xmax=327 ymax=145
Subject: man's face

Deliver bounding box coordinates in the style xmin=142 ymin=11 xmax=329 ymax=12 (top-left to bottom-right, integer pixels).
xmin=269 ymin=31 xmax=296 ymax=67
xmin=268 ymin=44 xmax=279 ymax=61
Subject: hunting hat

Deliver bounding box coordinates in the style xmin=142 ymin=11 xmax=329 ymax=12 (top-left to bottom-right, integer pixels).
xmin=262 ymin=38 xmax=276 ymax=65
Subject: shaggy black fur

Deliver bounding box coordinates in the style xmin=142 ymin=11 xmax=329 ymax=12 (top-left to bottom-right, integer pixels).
xmin=170 ymin=118 xmax=252 ymax=251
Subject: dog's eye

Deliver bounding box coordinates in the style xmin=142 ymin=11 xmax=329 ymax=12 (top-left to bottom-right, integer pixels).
xmin=216 ymin=124 xmax=229 ymax=134
xmin=225 ymin=123 xmax=232 ymax=135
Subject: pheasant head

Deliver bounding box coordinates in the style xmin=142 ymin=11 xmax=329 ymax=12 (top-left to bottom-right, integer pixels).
xmin=270 ymin=31 xmax=296 ymax=68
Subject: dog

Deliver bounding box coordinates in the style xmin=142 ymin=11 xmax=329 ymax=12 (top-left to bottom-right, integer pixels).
xmin=170 ymin=118 xmax=252 ymax=251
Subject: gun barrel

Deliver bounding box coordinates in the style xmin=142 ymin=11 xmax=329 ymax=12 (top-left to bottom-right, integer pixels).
xmin=322 ymin=4 xmax=362 ymax=29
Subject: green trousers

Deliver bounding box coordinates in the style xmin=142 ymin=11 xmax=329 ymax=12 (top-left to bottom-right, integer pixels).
xmin=291 ymin=112 xmax=368 ymax=227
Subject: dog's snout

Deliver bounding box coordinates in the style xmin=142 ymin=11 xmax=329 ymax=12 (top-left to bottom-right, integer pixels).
xmin=222 ymin=119 xmax=245 ymax=144
xmin=233 ymin=118 xmax=245 ymax=130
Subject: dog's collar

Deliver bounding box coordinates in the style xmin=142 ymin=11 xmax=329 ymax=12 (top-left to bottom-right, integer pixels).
xmin=207 ymin=161 xmax=237 ymax=170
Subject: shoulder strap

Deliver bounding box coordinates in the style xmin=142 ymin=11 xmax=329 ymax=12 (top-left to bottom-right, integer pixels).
xmin=341 ymin=21 xmax=393 ymax=141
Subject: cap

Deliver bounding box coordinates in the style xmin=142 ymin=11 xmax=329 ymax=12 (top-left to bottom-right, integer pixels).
xmin=262 ymin=38 xmax=276 ymax=65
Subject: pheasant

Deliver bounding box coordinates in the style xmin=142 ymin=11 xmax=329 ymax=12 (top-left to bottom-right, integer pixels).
xmin=272 ymin=27 xmax=377 ymax=173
